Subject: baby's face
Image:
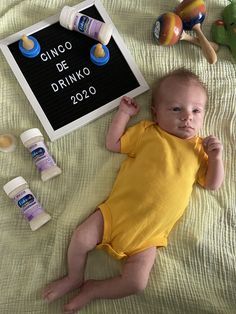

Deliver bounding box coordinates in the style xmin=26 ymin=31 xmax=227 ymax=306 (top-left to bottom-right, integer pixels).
xmin=152 ymin=78 xmax=207 ymax=139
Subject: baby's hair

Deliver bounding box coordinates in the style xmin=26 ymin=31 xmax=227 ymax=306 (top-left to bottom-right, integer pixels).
xmin=152 ymin=67 xmax=208 ymax=106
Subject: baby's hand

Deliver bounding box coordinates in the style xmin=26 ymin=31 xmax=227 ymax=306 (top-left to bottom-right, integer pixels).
xmin=203 ymin=135 xmax=223 ymax=160
xmin=119 ymin=96 xmax=140 ymax=117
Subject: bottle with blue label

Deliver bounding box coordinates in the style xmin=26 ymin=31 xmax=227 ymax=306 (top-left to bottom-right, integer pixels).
xmin=3 ymin=176 xmax=51 ymax=231
xmin=20 ymin=128 xmax=62 ymax=182
xmin=59 ymin=6 xmax=113 ymax=45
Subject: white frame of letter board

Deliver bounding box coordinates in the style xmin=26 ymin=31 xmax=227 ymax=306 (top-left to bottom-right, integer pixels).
xmin=0 ymin=0 xmax=149 ymax=141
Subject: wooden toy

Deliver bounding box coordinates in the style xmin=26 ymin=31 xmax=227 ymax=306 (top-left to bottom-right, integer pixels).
xmin=153 ymin=12 xmax=183 ymax=46
xmin=181 ymin=31 xmax=219 ymax=51
xmin=211 ymin=0 xmax=236 ymax=61
xmin=175 ymin=0 xmax=217 ymax=64
xmin=174 ymin=0 xmax=206 ymax=30
xmin=18 ymin=34 xmax=40 ymax=58
xmin=153 ymin=12 xmax=219 ymax=52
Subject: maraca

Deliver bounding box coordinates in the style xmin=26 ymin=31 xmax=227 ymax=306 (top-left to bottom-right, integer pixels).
xmin=153 ymin=12 xmax=219 ymax=51
xmin=153 ymin=12 xmax=183 ymax=46
xmin=174 ymin=0 xmax=217 ymax=64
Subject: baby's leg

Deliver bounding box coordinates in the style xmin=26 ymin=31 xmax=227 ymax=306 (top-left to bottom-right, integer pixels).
xmin=64 ymin=246 xmax=156 ymax=313
xmin=42 ymin=210 xmax=103 ymax=303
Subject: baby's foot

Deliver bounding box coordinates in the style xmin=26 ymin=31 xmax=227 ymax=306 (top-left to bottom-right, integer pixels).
xmin=64 ymin=280 xmax=95 ymax=314
xmin=42 ymin=276 xmax=82 ymax=303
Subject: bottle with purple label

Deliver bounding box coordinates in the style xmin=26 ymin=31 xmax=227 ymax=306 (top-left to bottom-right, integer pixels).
xmin=60 ymin=6 xmax=113 ymax=45
xmin=20 ymin=128 xmax=62 ymax=182
xmin=3 ymin=176 xmax=51 ymax=231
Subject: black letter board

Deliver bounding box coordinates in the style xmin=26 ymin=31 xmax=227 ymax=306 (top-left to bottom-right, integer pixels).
xmin=0 ymin=0 xmax=149 ymax=141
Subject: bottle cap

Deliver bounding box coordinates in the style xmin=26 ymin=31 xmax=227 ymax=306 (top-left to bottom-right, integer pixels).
xmin=20 ymin=128 xmax=43 ymax=145
xmin=60 ymin=6 xmax=74 ymax=30
xmin=18 ymin=35 xmax=41 ymax=58
xmin=3 ymin=176 xmax=27 ymax=196
xmin=90 ymin=44 xmax=110 ymax=66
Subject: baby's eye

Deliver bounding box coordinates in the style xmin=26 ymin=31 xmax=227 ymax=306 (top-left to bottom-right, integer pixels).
xmin=193 ymin=109 xmax=201 ymax=113
xmin=172 ymin=107 xmax=181 ymax=112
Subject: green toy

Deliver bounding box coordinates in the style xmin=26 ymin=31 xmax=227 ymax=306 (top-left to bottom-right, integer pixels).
xmin=211 ymin=0 xmax=236 ymax=60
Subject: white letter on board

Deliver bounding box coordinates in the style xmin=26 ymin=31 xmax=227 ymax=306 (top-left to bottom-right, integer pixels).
xmin=56 ymin=60 xmax=69 ymax=72
xmin=51 ymin=83 xmax=59 ymax=92
xmin=83 ymin=67 xmax=90 ymax=76
xmin=65 ymin=41 xmax=72 ymax=50
xmin=76 ymin=70 xmax=84 ymax=80
xmin=40 ymin=53 xmax=48 ymax=61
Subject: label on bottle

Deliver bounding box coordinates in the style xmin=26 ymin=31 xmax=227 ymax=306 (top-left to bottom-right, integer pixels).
xmin=13 ymin=188 xmax=44 ymax=222
xmin=74 ymin=14 xmax=102 ymax=40
xmin=28 ymin=141 xmax=56 ymax=172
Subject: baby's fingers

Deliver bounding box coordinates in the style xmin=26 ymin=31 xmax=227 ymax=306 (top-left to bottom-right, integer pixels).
xmin=121 ymin=96 xmax=132 ymax=104
xmin=203 ymin=136 xmax=221 ymax=147
xmin=131 ymin=99 xmax=139 ymax=109
xmin=207 ymin=142 xmax=222 ymax=152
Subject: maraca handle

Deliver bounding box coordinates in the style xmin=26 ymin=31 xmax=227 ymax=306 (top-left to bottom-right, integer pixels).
xmin=180 ymin=31 xmax=219 ymax=52
xmin=193 ymin=24 xmax=217 ymax=64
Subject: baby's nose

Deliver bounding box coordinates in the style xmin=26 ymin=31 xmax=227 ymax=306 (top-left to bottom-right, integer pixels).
xmin=180 ymin=112 xmax=192 ymax=121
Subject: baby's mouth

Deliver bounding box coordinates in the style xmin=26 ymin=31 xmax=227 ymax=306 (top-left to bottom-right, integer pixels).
xmin=179 ymin=125 xmax=194 ymax=130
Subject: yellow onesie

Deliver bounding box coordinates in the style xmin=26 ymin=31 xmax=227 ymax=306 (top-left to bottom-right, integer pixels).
xmin=97 ymin=120 xmax=208 ymax=259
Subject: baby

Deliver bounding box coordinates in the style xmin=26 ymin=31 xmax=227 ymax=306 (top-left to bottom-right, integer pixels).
xmin=43 ymin=68 xmax=224 ymax=313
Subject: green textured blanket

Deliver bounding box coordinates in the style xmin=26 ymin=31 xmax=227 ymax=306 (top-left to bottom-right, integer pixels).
xmin=0 ymin=0 xmax=235 ymax=313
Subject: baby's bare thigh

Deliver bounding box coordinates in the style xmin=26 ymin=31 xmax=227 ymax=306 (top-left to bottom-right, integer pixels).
xmin=124 ymin=247 xmax=157 ymax=281
xmin=77 ymin=209 xmax=104 ymax=246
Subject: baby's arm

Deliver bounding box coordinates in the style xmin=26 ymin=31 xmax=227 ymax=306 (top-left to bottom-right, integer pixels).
xmin=106 ymin=96 xmax=140 ymax=152
xmin=203 ymin=135 xmax=224 ymax=190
